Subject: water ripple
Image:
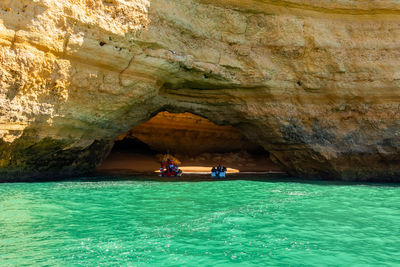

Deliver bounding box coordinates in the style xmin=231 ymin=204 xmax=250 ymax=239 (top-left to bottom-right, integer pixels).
xmin=0 ymin=180 xmax=399 ymax=266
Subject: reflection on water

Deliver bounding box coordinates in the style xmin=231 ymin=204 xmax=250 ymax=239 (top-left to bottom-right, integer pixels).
xmin=0 ymin=180 xmax=399 ymax=265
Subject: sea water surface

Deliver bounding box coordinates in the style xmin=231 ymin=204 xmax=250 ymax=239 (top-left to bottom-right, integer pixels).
xmin=0 ymin=179 xmax=399 ymax=266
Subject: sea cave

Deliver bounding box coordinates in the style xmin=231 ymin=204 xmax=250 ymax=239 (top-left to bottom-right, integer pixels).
xmin=98 ymin=111 xmax=282 ymax=175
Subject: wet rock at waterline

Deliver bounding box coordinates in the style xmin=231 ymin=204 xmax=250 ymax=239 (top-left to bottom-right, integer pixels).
xmin=1 ymin=0 xmax=400 ymax=181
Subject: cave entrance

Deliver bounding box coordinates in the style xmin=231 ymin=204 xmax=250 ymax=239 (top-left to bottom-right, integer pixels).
xmin=98 ymin=111 xmax=281 ymax=174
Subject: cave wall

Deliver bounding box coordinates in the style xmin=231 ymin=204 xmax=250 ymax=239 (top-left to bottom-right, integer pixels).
xmin=1 ymin=0 xmax=400 ymax=181
xmin=119 ymin=111 xmax=262 ymax=155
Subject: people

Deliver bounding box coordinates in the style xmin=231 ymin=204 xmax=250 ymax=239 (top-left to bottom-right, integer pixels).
xmin=211 ymin=167 xmax=216 ymax=177
xmin=211 ymin=164 xmax=227 ymax=178
xmin=220 ymin=166 xmax=227 ymax=178
xmin=160 ymin=158 xmax=182 ymax=177
xmin=166 ymin=159 xmax=172 ymax=173
xmin=217 ymin=165 xmax=222 ymax=178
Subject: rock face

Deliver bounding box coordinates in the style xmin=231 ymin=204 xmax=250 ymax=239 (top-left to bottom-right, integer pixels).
xmin=119 ymin=111 xmax=262 ymax=155
xmin=1 ymin=0 xmax=400 ymax=181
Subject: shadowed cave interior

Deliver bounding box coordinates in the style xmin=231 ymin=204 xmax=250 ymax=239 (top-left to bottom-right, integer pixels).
xmin=98 ymin=111 xmax=282 ymax=174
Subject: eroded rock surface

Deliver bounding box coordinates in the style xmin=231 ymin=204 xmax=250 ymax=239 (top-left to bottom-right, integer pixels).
xmin=119 ymin=111 xmax=262 ymax=155
xmin=1 ymin=0 xmax=400 ymax=181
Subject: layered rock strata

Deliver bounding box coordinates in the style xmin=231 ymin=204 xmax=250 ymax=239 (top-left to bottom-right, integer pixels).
xmin=119 ymin=111 xmax=262 ymax=155
xmin=1 ymin=0 xmax=400 ymax=181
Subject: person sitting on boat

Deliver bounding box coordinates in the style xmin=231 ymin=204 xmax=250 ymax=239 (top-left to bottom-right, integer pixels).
xmin=171 ymin=162 xmax=182 ymax=177
xmin=211 ymin=167 xmax=216 ymax=177
xmin=165 ymin=159 xmax=172 ymax=173
xmin=220 ymin=166 xmax=227 ymax=178
xmin=168 ymin=159 xmax=175 ymax=170
xmin=161 ymin=159 xmax=170 ymax=176
xmin=216 ymin=165 xmax=222 ymax=178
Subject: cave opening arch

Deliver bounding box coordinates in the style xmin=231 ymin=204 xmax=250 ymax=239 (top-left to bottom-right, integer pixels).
xmin=98 ymin=110 xmax=282 ymax=175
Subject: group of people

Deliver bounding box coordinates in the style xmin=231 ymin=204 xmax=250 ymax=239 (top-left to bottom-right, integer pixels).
xmin=160 ymin=157 xmax=227 ymax=178
xmin=160 ymin=158 xmax=182 ymax=177
xmin=211 ymin=165 xmax=227 ymax=178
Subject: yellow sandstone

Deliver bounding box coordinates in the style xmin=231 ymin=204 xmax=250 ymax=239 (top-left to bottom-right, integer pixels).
xmin=1 ymin=0 xmax=400 ymax=181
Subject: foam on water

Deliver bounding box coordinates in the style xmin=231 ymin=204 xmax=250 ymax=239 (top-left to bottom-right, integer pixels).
xmin=0 ymin=179 xmax=399 ymax=265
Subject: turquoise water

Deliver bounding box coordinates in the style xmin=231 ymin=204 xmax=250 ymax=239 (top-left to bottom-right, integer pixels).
xmin=0 ymin=179 xmax=399 ymax=266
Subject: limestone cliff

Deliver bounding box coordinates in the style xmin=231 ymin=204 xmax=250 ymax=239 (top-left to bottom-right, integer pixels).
xmin=1 ymin=0 xmax=400 ymax=181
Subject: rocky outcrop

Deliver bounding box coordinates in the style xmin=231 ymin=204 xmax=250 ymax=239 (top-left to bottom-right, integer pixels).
xmin=1 ymin=0 xmax=400 ymax=181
